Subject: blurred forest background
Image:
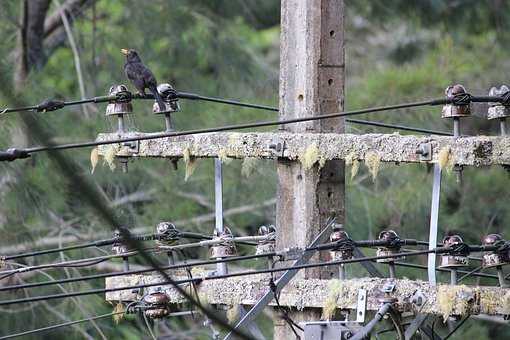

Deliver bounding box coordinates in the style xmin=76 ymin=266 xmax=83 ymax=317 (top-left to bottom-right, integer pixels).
xmin=1 ymin=0 xmax=510 ymax=339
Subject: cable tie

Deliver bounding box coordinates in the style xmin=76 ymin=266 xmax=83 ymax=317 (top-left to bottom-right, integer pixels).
xmin=114 ymin=90 xmax=133 ymax=103
xmin=451 ymin=93 xmax=473 ymax=106
xmin=500 ymin=91 xmax=510 ymax=107
xmin=36 ymin=99 xmax=65 ymax=112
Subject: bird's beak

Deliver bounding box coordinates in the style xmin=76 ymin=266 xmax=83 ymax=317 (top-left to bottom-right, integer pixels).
xmin=120 ymin=49 xmax=129 ymax=55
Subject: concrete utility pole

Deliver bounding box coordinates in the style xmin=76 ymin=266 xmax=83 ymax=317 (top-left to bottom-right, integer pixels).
xmin=275 ymin=0 xmax=345 ymax=338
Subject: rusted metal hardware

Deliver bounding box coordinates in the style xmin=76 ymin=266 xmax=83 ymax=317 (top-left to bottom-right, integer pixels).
xmin=442 ymin=84 xmax=470 ymax=183
xmin=377 ymin=230 xmax=401 ymax=279
xmin=143 ymin=291 xmax=170 ymax=319
xmin=376 ymin=230 xmax=402 ymax=263
xmin=488 ymin=85 xmax=510 ymax=136
xmin=482 ymin=233 xmax=509 ymax=287
xmin=482 ymin=234 xmax=509 ymax=268
xmin=441 ymin=84 xmax=471 ymax=121
xmin=156 ymin=222 xmax=179 ymax=246
xmin=255 ymin=225 xmax=276 ymax=255
xmin=415 ymin=142 xmax=432 ymax=162
xmin=439 ymin=235 xmax=469 ymax=269
xmin=111 ymin=229 xmax=130 ymax=271
xmin=156 ymin=222 xmax=179 ymax=266
xmin=105 ymin=84 xmax=133 ymax=134
xmin=329 ymin=227 xmax=354 ymax=261
xmin=209 ymin=227 xmax=237 ymax=259
xmin=152 ymin=83 xmax=180 ymax=132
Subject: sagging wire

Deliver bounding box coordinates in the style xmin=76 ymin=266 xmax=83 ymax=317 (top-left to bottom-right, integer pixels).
xmin=1 ymin=235 xmax=500 ymax=293
xmin=0 ymin=248 xmax=160 ymax=279
xmin=0 ymin=234 xmax=436 ymax=292
xmin=0 ymin=247 xmax=449 ymax=307
xmin=0 ymin=96 xmax=468 ymax=162
xmin=1 ymin=228 xmax=216 ymax=261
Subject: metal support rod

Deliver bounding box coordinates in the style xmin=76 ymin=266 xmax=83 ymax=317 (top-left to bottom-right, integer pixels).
xmin=117 ymin=115 xmax=125 ymax=134
xmin=339 ymin=264 xmax=346 ymax=280
xmin=428 ymin=164 xmax=442 ymax=285
xmin=450 ymin=269 xmax=458 ymax=285
xmin=214 ymin=158 xmax=227 ymax=275
xmin=497 ymin=266 xmax=506 ymax=287
xmin=351 ymin=303 xmax=393 ymax=340
xmin=500 ymin=118 xmax=507 ymax=136
xmin=167 ymin=251 xmax=175 ymax=266
xmin=122 ymin=256 xmax=129 ymax=271
xmin=164 ymin=114 xmax=173 ymax=132
xmin=388 ymin=262 xmax=396 ymax=279
xmin=453 ymin=117 xmax=460 ymax=137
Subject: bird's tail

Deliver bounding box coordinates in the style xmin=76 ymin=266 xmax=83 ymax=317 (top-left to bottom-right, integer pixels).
xmin=149 ymin=85 xmax=166 ymax=112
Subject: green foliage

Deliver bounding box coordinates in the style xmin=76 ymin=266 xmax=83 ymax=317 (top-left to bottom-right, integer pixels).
xmin=1 ymin=1 xmax=509 ymax=338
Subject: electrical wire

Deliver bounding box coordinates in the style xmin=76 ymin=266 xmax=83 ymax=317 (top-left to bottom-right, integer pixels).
xmin=0 ymin=248 xmax=159 ymax=278
xmin=0 ymin=311 xmax=124 ymax=340
xmin=0 ymin=247 xmax=443 ymax=307
xmin=1 ymin=230 xmax=214 ymax=261
xmin=0 ymin=310 xmax=193 ymax=340
xmin=0 ymin=98 xmax=461 ymax=162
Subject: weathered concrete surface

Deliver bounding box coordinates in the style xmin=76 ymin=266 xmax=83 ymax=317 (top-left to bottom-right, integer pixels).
xmin=96 ymin=132 xmax=510 ymax=166
xmin=105 ymin=274 xmax=510 ymax=318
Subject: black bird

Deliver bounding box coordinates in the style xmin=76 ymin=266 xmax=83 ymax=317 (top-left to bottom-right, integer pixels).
xmin=121 ymin=49 xmax=165 ymax=111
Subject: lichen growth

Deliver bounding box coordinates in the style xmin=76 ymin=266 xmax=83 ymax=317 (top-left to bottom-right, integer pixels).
xmin=112 ymin=302 xmax=125 ymax=324
xmin=437 ymin=285 xmax=470 ymax=322
xmin=365 ymin=151 xmax=381 ymax=181
xmin=241 ymin=157 xmax=258 ymax=178
xmin=183 ymin=147 xmax=199 ymax=181
xmin=218 ymin=148 xmax=233 ymax=164
xmin=345 ymin=152 xmax=360 ymax=180
xmin=322 ymin=279 xmax=342 ymax=320
xmin=90 ymin=147 xmax=100 ymax=174
xmin=438 ymin=147 xmax=455 ymax=172
xmin=227 ymin=305 xmax=240 ymax=324
xmin=300 ymin=144 xmax=320 ymax=170
xmin=103 ymin=144 xmax=120 ymax=171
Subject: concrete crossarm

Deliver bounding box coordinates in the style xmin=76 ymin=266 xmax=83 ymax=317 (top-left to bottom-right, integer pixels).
xmin=105 ymin=274 xmax=510 ymax=318
xmin=96 ymin=132 xmax=510 ymax=166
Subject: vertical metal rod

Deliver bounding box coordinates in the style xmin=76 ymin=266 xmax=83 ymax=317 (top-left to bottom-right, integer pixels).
xmin=453 ymin=118 xmax=460 ymax=137
xmin=117 ymin=115 xmax=125 ymax=134
xmin=428 ymin=164 xmax=442 ymax=285
xmin=339 ymin=264 xmax=346 ymax=280
xmin=164 ymin=114 xmax=173 ymax=132
xmin=122 ymin=256 xmax=129 ymax=271
xmin=388 ymin=262 xmax=396 ymax=279
xmin=450 ymin=269 xmax=457 ymax=285
xmin=453 ymin=117 xmax=462 ymax=183
xmin=167 ymin=251 xmax=175 ymax=266
xmin=215 ymin=158 xmax=227 ymax=275
xmin=500 ymin=118 xmax=507 ymax=136
xmin=497 ymin=266 xmax=506 ymax=287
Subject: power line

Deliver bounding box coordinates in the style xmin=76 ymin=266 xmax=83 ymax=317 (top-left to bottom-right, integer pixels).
xmin=0 ymin=98 xmax=456 ymax=162
xmin=1 ymin=230 xmax=214 ymax=261
xmin=0 ymin=310 xmax=194 ymax=340
xmin=0 ymin=247 xmax=443 ymax=307
xmin=0 ymin=311 xmax=124 ymax=340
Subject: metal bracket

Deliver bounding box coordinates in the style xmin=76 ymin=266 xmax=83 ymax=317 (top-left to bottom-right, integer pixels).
xmin=121 ymin=140 xmax=139 ymax=154
xmin=416 ymin=143 xmax=432 ymax=161
xmin=302 ymin=321 xmax=362 ymax=340
xmin=276 ymin=247 xmax=304 ymax=261
xmin=381 ymin=281 xmax=396 ymax=294
xmin=356 ymin=289 xmax=367 ymax=323
xmin=267 ymin=138 xmax=286 ymax=158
